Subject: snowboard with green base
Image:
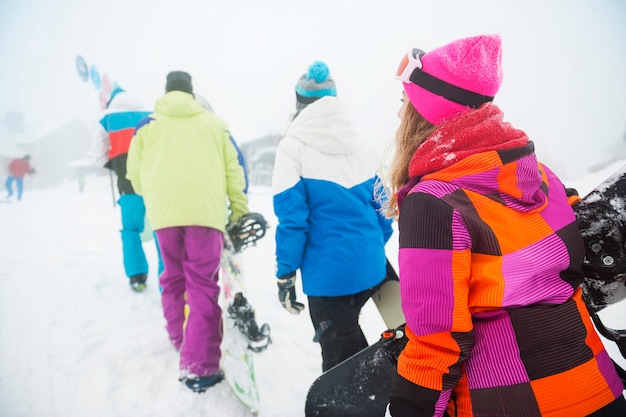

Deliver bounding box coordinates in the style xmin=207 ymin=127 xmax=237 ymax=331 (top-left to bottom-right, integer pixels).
xmin=371 ymin=259 xmax=405 ymax=329
xmin=219 ymin=213 xmax=270 ymax=415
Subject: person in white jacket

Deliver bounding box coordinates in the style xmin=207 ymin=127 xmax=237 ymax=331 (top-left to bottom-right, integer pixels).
xmin=271 ymin=61 xmax=394 ymax=371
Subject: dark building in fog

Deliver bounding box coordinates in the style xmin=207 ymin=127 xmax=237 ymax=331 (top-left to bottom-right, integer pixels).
xmin=238 ymin=133 xmax=282 ymax=187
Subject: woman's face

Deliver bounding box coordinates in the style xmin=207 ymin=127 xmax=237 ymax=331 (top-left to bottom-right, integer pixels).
xmin=398 ymin=90 xmax=409 ymax=120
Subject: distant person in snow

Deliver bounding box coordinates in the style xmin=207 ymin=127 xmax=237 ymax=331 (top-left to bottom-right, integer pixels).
xmin=271 ymin=61 xmax=394 ymax=372
xmin=90 ymin=87 xmax=157 ymax=291
xmin=5 ymin=155 xmax=35 ymax=201
xmin=382 ymin=34 xmax=625 ymax=417
xmin=126 ymin=71 xmax=249 ymax=392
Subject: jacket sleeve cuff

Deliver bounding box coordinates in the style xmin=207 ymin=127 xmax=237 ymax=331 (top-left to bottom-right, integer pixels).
xmin=389 ymin=373 xmax=445 ymax=417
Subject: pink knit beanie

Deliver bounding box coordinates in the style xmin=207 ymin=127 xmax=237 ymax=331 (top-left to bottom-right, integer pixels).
xmin=402 ymin=34 xmax=503 ymax=125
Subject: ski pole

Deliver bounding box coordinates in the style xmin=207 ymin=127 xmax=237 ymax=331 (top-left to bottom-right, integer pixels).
xmin=108 ymin=169 xmax=116 ymax=207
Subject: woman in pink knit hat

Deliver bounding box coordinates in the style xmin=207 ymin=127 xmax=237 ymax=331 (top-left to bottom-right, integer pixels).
xmin=382 ymin=34 xmax=625 ymax=417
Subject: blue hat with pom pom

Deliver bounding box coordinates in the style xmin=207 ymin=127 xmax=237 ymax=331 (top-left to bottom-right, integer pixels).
xmin=295 ymin=61 xmax=337 ymax=110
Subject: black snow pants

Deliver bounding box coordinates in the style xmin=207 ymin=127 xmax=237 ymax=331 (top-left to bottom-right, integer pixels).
xmin=308 ymin=285 xmax=380 ymax=372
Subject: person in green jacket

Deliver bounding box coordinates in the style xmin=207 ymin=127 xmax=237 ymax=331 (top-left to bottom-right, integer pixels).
xmin=126 ymin=71 xmax=249 ymax=392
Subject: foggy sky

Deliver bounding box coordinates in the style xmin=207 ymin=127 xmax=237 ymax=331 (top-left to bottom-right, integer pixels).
xmin=1 ymin=0 xmax=625 ymax=179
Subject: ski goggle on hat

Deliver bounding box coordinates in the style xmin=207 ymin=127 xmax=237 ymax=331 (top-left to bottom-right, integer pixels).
xmin=395 ymin=47 xmax=495 ymax=109
xmin=395 ymin=48 xmax=426 ymax=83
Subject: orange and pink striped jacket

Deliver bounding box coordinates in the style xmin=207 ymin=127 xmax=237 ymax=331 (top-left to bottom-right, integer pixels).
xmin=390 ymin=105 xmax=623 ymax=417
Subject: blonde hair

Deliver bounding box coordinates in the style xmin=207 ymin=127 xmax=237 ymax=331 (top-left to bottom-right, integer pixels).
xmin=377 ymin=101 xmax=437 ymax=219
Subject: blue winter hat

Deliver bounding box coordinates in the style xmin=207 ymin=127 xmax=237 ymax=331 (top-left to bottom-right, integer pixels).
xmin=295 ymin=61 xmax=337 ymax=109
xmin=106 ymin=87 xmax=125 ymax=108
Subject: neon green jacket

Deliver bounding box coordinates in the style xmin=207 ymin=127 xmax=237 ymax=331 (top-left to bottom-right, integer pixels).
xmin=126 ymin=91 xmax=248 ymax=232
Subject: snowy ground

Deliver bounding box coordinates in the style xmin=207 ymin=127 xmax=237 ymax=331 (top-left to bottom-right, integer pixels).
xmin=1 ymin=160 xmax=625 ymax=417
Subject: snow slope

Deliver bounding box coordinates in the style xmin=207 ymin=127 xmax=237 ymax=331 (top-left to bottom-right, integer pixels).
xmin=0 ymin=159 xmax=624 ymax=417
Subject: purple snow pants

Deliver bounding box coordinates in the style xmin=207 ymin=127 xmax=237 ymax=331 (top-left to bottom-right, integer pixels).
xmin=155 ymin=226 xmax=224 ymax=377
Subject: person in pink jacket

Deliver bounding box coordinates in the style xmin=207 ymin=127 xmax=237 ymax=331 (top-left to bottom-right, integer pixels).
xmin=5 ymin=155 xmax=35 ymax=201
xmin=383 ymin=34 xmax=625 ymax=417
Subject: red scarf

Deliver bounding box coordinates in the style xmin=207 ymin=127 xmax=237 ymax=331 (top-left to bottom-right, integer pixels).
xmin=408 ymin=104 xmax=529 ymax=178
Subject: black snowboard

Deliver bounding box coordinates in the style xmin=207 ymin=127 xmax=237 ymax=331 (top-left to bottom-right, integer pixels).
xmin=573 ymin=164 xmax=626 ymax=312
xmin=305 ymin=325 xmax=407 ymax=417
xmin=573 ymin=164 xmax=626 ymax=383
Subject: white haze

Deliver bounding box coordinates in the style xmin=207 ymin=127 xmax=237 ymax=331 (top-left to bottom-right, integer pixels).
xmin=0 ymin=0 xmax=625 ymax=179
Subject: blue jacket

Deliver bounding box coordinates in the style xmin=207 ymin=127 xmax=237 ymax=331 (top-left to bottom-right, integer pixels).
xmin=272 ymin=96 xmax=393 ymax=296
xmin=90 ymin=91 xmax=150 ymax=168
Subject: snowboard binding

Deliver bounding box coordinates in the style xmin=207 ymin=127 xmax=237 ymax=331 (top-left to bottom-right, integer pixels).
xmin=227 ymin=212 xmax=268 ymax=253
xmin=380 ymin=324 xmax=409 ymax=368
xmin=228 ymin=292 xmax=271 ymax=353
xmin=577 ymin=200 xmax=626 ymax=312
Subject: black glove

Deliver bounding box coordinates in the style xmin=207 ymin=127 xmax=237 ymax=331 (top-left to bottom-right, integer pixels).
xmin=226 ymin=221 xmax=237 ymax=236
xmin=277 ymin=273 xmax=305 ymax=315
